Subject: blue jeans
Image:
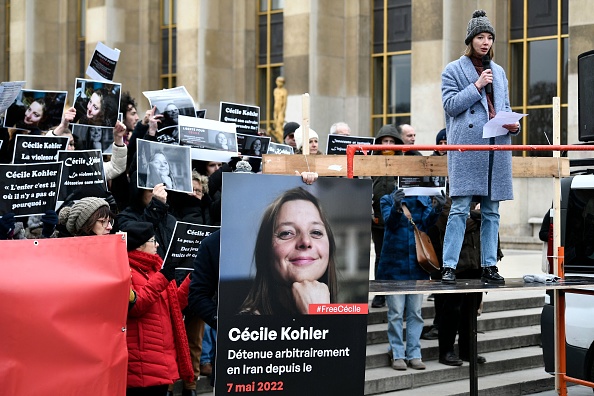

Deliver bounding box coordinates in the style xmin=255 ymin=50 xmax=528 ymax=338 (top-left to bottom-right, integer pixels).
xmin=200 ymin=324 xmax=216 ymax=364
xmin=386 ymin=294 xmax=424 ymax=360
xmin=442 ymin=195 xmax=500 ymax=269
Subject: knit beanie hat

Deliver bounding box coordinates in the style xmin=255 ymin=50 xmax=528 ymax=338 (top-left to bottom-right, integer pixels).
xmin=58 ymin=197 xmax=109 ymax=235
xmin=465 ymin=10 xmax=495 ymax=45
xmin=435 ymin=128 xmax=447 ymax=145
xmin=283 ymin=122 xmax=300 ymax=140
xmin=234 ymin=160 xmax=253 ymax=173
xmin=294 ymin=127 xmax=319 ymax=150
xmin=120 ymin=221 xmax=154 ymax=251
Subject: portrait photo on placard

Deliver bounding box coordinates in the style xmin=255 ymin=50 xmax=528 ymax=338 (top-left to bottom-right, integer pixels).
xmin=238 ymin=134 xmax=270 ymax=158
xmin=208 ymin=130 xmax=237 ymax=152
xmin=73 ymin=78 xmax=121 ymax=128
xmin=142 ymin=86 xmax=196 ymax=137
xmin=218 ymin=174 xmax=371 ymax=317
xmin=72 ymin=124 xmax=114 ymax=154
xmin=3 ymin=89 xmax=67 ymax=134
xmin=136 ymin=139 xmax=192 ymax=193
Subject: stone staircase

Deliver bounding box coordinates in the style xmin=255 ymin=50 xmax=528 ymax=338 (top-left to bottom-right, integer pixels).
xmin=365 ymin=290 xmax=554 ymax=395
xmin=182 ymin=290 xmax=551 ymax=395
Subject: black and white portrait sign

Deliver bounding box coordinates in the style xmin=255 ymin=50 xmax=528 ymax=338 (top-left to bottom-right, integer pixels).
xmin=0 ymin=162 xmax=62 ymax=217
xmin=237 ymin=133 xmax=270 ymax=158
xmin=12 ymin=134 xmax=68 ymax=164
xmin=57 ymin=150 xmax=106 ymax=201
xmin=136 ymin=139 xmax=192 ymax=193
xmin=143 ymin=86 xmax=197 ymax=136
xmin=178 ymin=115 xmax=239 ymax=163
xmin=399 ymin=176 xmax=447 ymax=196
xmin=219 ymin=101 xmax=260 ymax=135
xmin=72 ymin=124 xmax=114 ymax=155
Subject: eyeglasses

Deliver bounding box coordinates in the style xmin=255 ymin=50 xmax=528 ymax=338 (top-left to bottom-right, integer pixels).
xmin=147 ymin=238 xmax=158 ymax=245
xmin=96 ymin=218 xmax=114 ymax=227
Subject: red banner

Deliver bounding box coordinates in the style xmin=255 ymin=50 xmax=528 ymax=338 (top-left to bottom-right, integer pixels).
xmin=0 ymin=235 xmax=130 ymax=396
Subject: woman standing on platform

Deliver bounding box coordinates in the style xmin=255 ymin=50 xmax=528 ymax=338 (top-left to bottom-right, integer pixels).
xmin=440 ymin=10 xmax=521 ymax=285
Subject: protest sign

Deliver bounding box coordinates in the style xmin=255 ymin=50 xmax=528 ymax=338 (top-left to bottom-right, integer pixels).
xmin=0 ymin=236 xmax=129 ymax=396
xmin=73 ymin=78 xmax=121 ymax=128
xmin=399 ymin=175 xmax=446 ymax=196
xmin=3 ymin=89 xmax=68 ymax=133
xmin=237 ymin=133 xmax=270 ymax=158
xmin=163 ymin=223 xmax=220 ymax=271
xmin=57 ymin=149 xmax=106 ymax=201
xmin=178 ymin=115 xmax=239 ymax=162
xmin=0 ymin=81 xmax=25 ymax=115
xmin=12 ymin=134 xmax=68 ymax=164
xmin=267 ymin=142 xmax=294 ymax=155
xmin=325 ymin=134 xmax=374 ymax=155
xmin=0 ymin=162 xmax=62 ymax=216
xmin=216 ymin=174 xmax=371 ymax=395
xmin=143 ymin=86 xmax=196 ymax=136
xmin=136 ymin=139 xmax=192 ymax=193
xmin=219 ymin=101 xmax=260 ymax=135
xmin=86 ymin=42 xmax=121 ymax=82
xmin=72 ymin=124 xmax=114 ymax=155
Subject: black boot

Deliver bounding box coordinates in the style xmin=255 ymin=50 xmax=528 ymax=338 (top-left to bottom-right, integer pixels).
xmin=441 ymin=267 xmax=456 ymax=284
xmin=481 ymin=266 xmax=505 ymax=284
xmin=371 ymin=295 xmax=386 ymax=308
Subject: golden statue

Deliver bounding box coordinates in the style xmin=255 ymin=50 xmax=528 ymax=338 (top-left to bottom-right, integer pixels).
xmin=272 ymin=76 xmax=287 ymax=143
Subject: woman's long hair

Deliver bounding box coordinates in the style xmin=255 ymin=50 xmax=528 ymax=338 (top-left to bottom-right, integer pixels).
xmin=240 ymin=187 xmax=338 ymax=315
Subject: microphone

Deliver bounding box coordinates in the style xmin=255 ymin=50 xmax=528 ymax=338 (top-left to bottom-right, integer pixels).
xmin=482 ymin=55 xmax=492 ymax=94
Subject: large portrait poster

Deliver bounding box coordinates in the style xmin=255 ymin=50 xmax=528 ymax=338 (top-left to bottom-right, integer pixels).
xmin=217 ymin=174 xmax=371 ymax=395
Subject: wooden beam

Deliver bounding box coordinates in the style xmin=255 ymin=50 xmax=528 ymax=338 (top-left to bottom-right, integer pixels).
xmin=262 ymin=154 xmax=569 ymax=178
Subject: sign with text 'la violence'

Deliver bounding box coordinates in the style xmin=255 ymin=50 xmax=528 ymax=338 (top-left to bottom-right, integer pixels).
xmin=12 ymin=134 xmax=69 ymax=164
xmin=219 ymin=101 xmax=260 ymax=135
xmin=325 ymin=134 xmax=375 ymax=155
xmin=0 ymin=162 xmax=62 ymax=216
xmin=57 ymin=150 xmax=106 ymax=201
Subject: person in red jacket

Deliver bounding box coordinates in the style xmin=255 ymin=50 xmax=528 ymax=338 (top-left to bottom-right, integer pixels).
xmin=123 ymin=221 xmax=194 ymax=396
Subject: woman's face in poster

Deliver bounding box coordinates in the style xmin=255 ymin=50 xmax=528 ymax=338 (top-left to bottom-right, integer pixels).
xmin=252 ymin=139 xmax=262 ymax=152
xmin=271 ymin=199 xmax=329 ymax=285
xmin=151 ymin=153 xmax=170 ymax=175
xmin=24 ymin=101 xmax=44 ymax=126
xmin=86 ymin=92 xmax=103 ymax=120
xmin=89 ymin=127 xmax=102 ymax=142
xmin=217 ymin=133 xmax=228 ymax=146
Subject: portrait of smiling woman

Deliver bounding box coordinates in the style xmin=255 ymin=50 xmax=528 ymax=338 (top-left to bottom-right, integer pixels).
xmin=239 ymin=187 xmax=338 ymax=316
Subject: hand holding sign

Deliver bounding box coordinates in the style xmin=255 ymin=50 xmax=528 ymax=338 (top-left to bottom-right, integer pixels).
xmin=147 ymin=106 xmax=162 ymax=137
xmin=113 ymin=120 xmax=127 ymax=146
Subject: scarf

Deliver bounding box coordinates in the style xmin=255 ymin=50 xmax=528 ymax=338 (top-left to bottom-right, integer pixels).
xmin=127 ymin=250 xmax=194 ymax=383
xmin=470 ymin=55 xmax=496 ymax=120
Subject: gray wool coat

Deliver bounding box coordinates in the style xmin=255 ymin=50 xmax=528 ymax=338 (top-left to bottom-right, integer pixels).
xmin=441 ymin=55 xmax=520 ymax=201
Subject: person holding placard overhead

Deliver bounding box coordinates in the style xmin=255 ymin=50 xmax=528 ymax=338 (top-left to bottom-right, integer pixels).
xmin=440 ymin=9 xmax=520 ymax=285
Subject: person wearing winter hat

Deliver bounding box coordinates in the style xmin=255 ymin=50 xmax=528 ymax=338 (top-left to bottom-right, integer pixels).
xmin=122 ymin=220 xmax=194 ymax=394
xmin=440 ymin=9 xmax=520 ymax=285
xmin=283 ymin=121 xmax=300 ymax=149
xmin=294 ymin=127 xmax=320 ymax=155
xmin=58 ymin=196 xmax=113 ymax=237
xmin=371 ymin=124 xmax=403 ymax=309
xmin=433 ymin=128 xmax=447 ymax=156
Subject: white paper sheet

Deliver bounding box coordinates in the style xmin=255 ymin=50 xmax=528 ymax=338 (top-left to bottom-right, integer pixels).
xmin=482 ymin=111 xmax=527 ymax=138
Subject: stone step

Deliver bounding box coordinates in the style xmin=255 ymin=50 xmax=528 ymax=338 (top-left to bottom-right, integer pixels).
xmin=365 ymin=325 xmax=542 ymax=369
xmin=367 ymin=293 xmax=544 ymax=326
xmin=375 ymin=366 xmax=554 ymax=395
xmin=366 ymin=307 xmax=543 ymax=345
xmin=364 ymin=346 xmax=546 ymax=395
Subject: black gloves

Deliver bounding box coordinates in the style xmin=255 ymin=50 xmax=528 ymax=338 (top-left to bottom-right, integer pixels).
xmin=160 ymin=260 xmax=177 ymax=282
xmin=391 ymin=189 xmax=405 ymax=210
xmin=0 ymin=213 xmax=15 ymax=240
xmin=41 ymin=210 xmax=59 ymax=238
xmin=434 ymin=191 xmax=447 ymax=211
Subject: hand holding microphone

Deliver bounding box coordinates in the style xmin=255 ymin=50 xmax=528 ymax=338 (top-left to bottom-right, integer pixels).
xmin=480 ymin=55 xmax=493 ymax=94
